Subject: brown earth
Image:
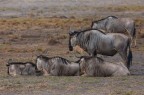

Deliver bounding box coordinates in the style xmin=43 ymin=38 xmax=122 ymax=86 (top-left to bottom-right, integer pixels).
xmin=0 ymin=0 xmax=144 ymax=95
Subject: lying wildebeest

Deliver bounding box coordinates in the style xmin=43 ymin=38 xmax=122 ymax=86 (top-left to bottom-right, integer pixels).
xmin=6 ymin=59 xmax=38 ymax=76
xmin=69 ymin=28 xmax=132 ymax=69
xmin=77 ymin=56 xmax=130 ymax=77
xmin=91 ymin=16 xmax=136 ymax=46
xmin=36 ymin=55 xmax=81 ymax=76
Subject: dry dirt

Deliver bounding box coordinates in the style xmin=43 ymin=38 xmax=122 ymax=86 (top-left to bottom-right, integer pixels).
xmin=0 ymin=0 xmax=144 ymax=95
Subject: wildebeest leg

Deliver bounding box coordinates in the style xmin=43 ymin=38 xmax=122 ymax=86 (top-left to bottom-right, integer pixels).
xmin=81 ymin=73 xmax=88 ymax=77
xmin=112 ymin=71 xmax=124 ymax=76
xmin=12 ymin=69 xmax=17 ymax=76
xmin=112 ymin=69 xmax=130 ymax=76
xmin=11 ymin=71 xmax=16 ymax=76
xmin=89 ymin=50 xmax=97 ymax=57
xmin=43 ymin=69 xmax=50 ymax=76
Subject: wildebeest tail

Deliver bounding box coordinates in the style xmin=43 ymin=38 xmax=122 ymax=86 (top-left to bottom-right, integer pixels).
xmin=127 ymin=39 xmax=133 ymax=69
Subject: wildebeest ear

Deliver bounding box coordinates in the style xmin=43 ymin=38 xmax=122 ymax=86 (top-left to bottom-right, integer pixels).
xmin=69 ymin=30 xmax=75 ymax=35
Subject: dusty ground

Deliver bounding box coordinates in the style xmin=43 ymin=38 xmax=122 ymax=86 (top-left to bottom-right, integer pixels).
xmin=0 ymin=0 xmax=144 ymax=95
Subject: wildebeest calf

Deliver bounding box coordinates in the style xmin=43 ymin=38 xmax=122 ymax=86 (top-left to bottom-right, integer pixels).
xmin=6 ymin=59 xmax=38 ymax=76
xmin=77 ymin=56 xmax=130 ymax=77
xmin=36 ymin=55 xmax=81 ymax=76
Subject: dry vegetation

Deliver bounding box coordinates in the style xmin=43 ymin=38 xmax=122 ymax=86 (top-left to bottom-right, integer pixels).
xmin=0 ymin=18 xmax=91 ymax=31
xmin=0 ymin=17 xmax=143 ymax=95
xmin=0 ymin=0 xmax=144 ymax=95
xmin=104 ymin=5 xmax=144 ymax=12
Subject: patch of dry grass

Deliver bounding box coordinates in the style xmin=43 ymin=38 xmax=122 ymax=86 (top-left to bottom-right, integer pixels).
xmin=135 ymin=18 xmax=144 ymax=27
xmin=56 ymin=34 xmax=67 ymax=40
xmin=105 ymin=5 xmax=144 ymax=12
xmin=139 ymin=33 xmax=144 ymax=38
xmin=0 ymin=44 xmax=48 ymax=53
xmin=0 ymin=7 xmax=20 ymax=11
xmin=48 ymin=38 xmax=60 ymax=45
xmin=0 ymin=18 xmax=91 ymax=31
xmin=0 ymin=76 xmax=143 ymax=95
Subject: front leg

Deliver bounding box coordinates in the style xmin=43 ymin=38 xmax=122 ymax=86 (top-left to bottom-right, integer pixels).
xmin=88 ymin=50 xmax=97 ymax=57
xmin=43 ymin=69 xmax=50 ymax=76
xmin=81 ymin=73 xmax=88 ymax=77
xmin=92 ymin=50 xmax=97 ymax=57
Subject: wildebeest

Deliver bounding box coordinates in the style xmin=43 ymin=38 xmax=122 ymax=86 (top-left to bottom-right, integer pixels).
xmin=91 ymin=16 xmax=136 ymax=46
xmin=77 ymin=56 xmax=130 ymax=77
xmin=36 ymin=55 xmax=81 ymax=76
xmin=69 ymin=28 xmax=132 ymax=69
xmin=6 ymin=59 xmax=38 ymax=76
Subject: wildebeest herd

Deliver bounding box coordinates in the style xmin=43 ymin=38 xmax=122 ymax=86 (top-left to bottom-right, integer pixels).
xmin=7 ymin=16 xmax=136 ymax=77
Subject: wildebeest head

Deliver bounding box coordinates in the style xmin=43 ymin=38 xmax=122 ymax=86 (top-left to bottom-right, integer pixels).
xmin=36 ymin=55 xmax=49 ymax=71
xmin=78 ymin=56 xmax=104 ymax=63
xmin=69 ymin=30 xmax=79 ymax=51
xmin=76 ymin=56 xmax=92 ymax=73
xmin=6 ymin=59 xmax=39 ymax=76
xmin=77 ymin=56 xmax=104 ymax=73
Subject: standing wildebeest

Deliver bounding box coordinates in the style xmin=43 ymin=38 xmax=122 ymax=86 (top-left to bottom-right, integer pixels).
xmin=77 ymin=56 xmax=130 ymax=77
xmin=69 ymin=29 xmax=132 ymax=69
xmin=6 ymin=59 xmax=38 ymax=76
xmin=36 ymin=55 xmax=81 ymax=76
xmin=91 ymin=16 xmax=136 ymax=46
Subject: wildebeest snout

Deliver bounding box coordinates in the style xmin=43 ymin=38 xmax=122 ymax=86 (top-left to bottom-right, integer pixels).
xmin=69 ymin=46 xmax=73 ymax=51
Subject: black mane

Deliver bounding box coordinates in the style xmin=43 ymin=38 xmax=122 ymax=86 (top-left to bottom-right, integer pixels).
xmin=79 ymin=56 xmax=104 ymax=64
xmin=37 ymin=55 xmax=71 ymax=65
xmin=37 ymin=55 xmax=49 ymax=62
xmin=7 ymin=61 xmax=36 ymax=67
xmin=91 ymin=16 xmax=118 ymax=27
xmin=75 ymin=28 xmax=106 ymax=35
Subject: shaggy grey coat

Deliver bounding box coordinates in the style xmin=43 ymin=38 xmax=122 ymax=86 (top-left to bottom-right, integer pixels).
xmin=78 ymin=56 xmax=130 ymax=77
xmin=69 ymin=29 xmax=132 ymax=69
xmin=7 ymin=60 xmax=37 ymax=76
xmin=91 ymin=16 xmax=136 ymax=46
xmin=36 ymin=55 xmax=81 ymax=76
